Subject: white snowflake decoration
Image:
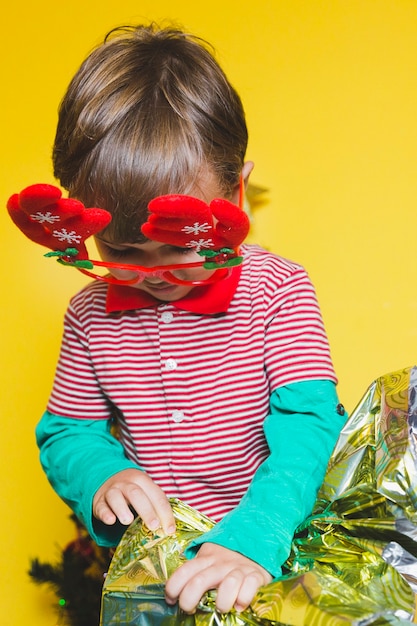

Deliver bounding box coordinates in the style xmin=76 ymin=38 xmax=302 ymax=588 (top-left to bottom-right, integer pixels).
xmin=53 ymin=228 xmax=82 ymax=244
xmin=30 ymin=211 xmax=61 ymax=225
xmin=181 ymin=222 xmax=212 ymax=235
xmin=185 ymin=238 xmax=214 ymax=252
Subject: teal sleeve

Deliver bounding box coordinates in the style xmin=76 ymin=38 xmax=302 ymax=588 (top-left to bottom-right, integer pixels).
xmin=36 ymin=411 xmax=141 ymax=546
xmin=184 ymin=380 xmax=347 ymax=577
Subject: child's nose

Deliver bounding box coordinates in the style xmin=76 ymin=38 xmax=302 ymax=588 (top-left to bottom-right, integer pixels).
xmin=142 ymin=270 xmax=166 ymax=282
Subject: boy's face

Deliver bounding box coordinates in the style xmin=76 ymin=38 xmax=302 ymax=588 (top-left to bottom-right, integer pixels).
xmin=94 ymin=173 xmax=241 ymax=301
xmin=94 ymin=237 xmax=215 ymax=301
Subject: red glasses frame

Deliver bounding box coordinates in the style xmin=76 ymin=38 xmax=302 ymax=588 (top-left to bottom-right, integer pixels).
xmin=74 ymin=258 xmax=231 ymax=286
xmin=46 ymin=177 xmax=247 ymax=287
xmin=49 ymin=248 xmax=241 ymax=286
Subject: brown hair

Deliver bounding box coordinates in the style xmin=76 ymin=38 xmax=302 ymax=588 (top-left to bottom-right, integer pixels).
xmin=53 ymin=24 xmax=248 ymax=242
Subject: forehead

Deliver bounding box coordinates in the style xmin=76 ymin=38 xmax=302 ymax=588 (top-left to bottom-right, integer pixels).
xmin=98 ymin=172 xmax=227 ymax=245
xmin=96 ymin=236 xmax=165 ymax=251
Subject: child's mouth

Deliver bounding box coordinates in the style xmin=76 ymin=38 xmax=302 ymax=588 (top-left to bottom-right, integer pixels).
xmin=144 ymin=281 xmax=178 ymax=293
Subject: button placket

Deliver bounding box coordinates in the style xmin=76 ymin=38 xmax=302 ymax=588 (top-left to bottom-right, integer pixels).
xmin=158 ymin=306 xmax=187 ymax=431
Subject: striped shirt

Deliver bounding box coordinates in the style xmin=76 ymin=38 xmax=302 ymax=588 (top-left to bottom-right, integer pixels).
xmin=47 ymin=244 xmax=336 ymax=521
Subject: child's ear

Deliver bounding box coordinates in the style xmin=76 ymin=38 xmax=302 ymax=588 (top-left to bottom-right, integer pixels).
xmin=231 ymin=161 xmax=254 ymax=205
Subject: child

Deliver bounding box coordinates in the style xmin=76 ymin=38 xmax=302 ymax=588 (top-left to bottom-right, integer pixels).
xmin=11 ymin=24 xmax=346 ymax=615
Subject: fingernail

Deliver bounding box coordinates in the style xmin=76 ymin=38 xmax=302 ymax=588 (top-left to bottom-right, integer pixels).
xmin=148 ymin=518 xmax=160 ymax=530
xmin=167 ymin=524 xmax=176 ymax=534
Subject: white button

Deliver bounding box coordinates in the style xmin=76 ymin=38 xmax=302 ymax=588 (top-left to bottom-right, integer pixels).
xmin=165 ymin=358 xmax=178 ymax=371
xmin=172 ymin=410 xmax=184 ymax=423
xmin=161 ymin=311 xmax=174 ymax=323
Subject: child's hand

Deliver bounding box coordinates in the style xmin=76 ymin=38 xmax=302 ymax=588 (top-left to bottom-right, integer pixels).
xmin=165 ymin=542 xmax=272 ymax=614
xmin=93 ymin=468 xmax=176 ymax=535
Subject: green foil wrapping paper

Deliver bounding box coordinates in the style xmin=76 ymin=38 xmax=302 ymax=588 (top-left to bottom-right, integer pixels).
xmin=101 ymin=366 xmax=417 ymax=626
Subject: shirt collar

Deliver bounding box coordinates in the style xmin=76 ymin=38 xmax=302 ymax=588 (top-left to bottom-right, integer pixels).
xmin=105 ymin=265 xmax=242 ymax=315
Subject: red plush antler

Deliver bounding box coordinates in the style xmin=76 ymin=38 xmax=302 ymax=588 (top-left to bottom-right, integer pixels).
xmin=141 ymin=195 xmax=250 ymax=252
xmin=7 ymin=184 xmax=112 ymax=259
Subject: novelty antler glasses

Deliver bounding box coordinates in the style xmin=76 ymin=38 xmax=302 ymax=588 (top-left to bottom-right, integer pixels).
xmin=7 ymin=181 xmax=250 ymax=287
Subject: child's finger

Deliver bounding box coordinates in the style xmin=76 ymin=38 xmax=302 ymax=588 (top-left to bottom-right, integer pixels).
xmin=92 ymin=469 xmax=176 ymax=534
xmin=151 ymin=496 xmax=177 ymax=535
xmin=129 ymin=481 xmax=176 ymax=534
xmin=93 ymin=501 xmax=117 ymax=525
xmin=95 ymin=486 xmax=135 ymax=526
xmin=165 ymin=553 xmax=213 ymax=610
xmin=93 ymin=473 xmax=150 ymax=526
xmin=166 ymin=543 xmax=272 ymax=614
xmin=216 ymin=570 xmax=266 ymax=613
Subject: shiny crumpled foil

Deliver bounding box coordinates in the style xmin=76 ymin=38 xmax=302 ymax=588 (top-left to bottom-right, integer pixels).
xmin=101 ymin=366 xmax=417 ymax=626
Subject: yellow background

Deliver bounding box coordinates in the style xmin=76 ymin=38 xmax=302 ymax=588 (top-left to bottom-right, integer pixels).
xmin=2 ymin=1 xmax=417 ymax=623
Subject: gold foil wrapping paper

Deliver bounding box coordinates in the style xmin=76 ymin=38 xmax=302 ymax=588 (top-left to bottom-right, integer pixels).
xmin=101 ymin=366 xmax=417 ymax=625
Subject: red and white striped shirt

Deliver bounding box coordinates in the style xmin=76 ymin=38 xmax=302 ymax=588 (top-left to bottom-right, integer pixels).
xmin=48 ymin=244 xmax=336 ymax=521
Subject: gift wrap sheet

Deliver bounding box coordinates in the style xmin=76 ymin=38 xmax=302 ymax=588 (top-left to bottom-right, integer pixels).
xmin=101 ymin=366 xmax=417 ymax=626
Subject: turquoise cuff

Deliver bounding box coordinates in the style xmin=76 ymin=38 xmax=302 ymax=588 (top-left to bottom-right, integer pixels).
xmin=185 ymin=380 xmax=347 ymax=577
xmin=36 ymin=411 xmax=140 ymax=546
